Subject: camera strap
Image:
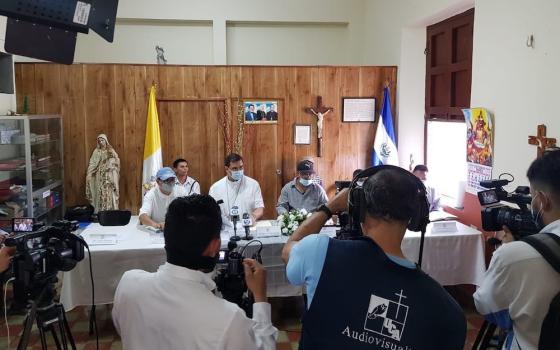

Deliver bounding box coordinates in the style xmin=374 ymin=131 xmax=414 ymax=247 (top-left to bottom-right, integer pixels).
xmin=521 ymin=232 xmax=560 ymax=350
xmin=522 ymin=232 xmax=560 ymax=273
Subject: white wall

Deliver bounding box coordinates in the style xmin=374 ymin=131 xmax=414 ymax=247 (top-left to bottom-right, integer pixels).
xmin=13 ymin=0 xmax=367 ymax=65
xmin=471 ymin=0 xmax=560 ymax=187
xmin=74 ymin=20 xmax=214 ymax=64
xmin=226 ymin=22 xmax=352 ymax=65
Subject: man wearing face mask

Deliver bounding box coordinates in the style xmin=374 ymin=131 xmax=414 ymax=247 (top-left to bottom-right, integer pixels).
xmin=276 ymin=160 xmax=328 ymax=215
xmin=209 ymin=153 xmax=265 ymax=228
xmin=114 ymin=195 xmax=278 ymax=349
xmin=474 ymin=149 xmax=560 ymax=350
xmin=412 ymin=164 xmax=441 ymax=211
xmin=139 ymin=167 xmax=188 ymax=230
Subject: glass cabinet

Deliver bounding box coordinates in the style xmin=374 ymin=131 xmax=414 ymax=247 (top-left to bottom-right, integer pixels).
xmin=0 ymin=115 xmax=64 ymax=231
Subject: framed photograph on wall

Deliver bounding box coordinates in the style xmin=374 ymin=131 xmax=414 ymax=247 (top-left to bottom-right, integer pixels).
xmin=294 ymin=124 xmax=311 ymax=145
xmin=342 ymin=97 xmax=376 ymax=122
xmin=244 ymin=100 xmax=279 ymax=124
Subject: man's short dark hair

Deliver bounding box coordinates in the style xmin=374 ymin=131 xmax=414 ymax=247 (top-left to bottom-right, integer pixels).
xmin=527 ymin=148 xmax=560 ymax=200
xmin=413 ymin=164 xmax=428 ymax=172
xmin=363 ymin=168 xmax=420 ymax=223
xmin=224 ymin=153 xmax=243 ymax=167
xmin=172 ymin=158 xmax=188 ymax=168
xmin=164 ymin=195 xmax=222 ymax=259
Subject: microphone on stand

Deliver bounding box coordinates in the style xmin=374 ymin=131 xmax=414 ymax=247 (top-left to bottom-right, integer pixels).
xmin=229 ymin=206 xmax=241 ymax=242
xmin=242 ymin=213 xmax=253 ymax=240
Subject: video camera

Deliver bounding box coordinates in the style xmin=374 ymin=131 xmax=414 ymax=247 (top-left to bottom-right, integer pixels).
xmin=214 ymin=240 xmax=262 ymax=317
xmin=4 ymin=220 xmax=85 ymax=305
xmin=478 ymin=176 xmax=539 ymax=238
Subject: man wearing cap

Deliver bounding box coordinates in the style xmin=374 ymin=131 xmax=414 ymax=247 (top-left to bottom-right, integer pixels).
xmin=276 ymin=160 xmax=328 ymax=215
xmin=139 ymin=167 xmax=188 ymax=229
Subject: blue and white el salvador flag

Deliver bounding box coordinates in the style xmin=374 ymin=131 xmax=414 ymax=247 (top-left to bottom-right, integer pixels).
xmin=372 ymin=87 xmax=399 ymax=166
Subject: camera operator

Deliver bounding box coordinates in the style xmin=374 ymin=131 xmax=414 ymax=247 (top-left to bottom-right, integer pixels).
xmin=281 ymin=167 xmax=466 ymax=349
xmin=113 ymin=195 xmax=278 ymax=350
xmin=474 ymin=149 xmax=560 ymax=350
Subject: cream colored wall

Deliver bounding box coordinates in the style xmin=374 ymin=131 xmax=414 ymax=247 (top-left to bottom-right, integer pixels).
xmin=471 ymin=0 xmax=560 ymax=187
xmin=12 ymin=0 xmax=366 ymax=65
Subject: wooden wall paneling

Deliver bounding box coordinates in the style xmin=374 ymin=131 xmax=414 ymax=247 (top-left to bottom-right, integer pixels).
xmin=59 ymin=65 xmax=86 ymax=207
xmin=316 ymin=66 xmax=341 ymax=196
xmin=337 ymin=67 xmax=361 ymax=192
xmin=207 ymin=102 xmax=226 ymax=190
xmin=15 ymin=64 xmax=37 ymax=114
xmin=114 ymin=65 xmax=136 ymax=211
xmin=183 ymin=67 xmax=205 ymax=98
xmin=15 ymin=63 xmax=398 ymax=216
xmin=158 ymin=66 xmax=185 ymax=100
xmin=33 ymin=64 xmax=62 ymax=115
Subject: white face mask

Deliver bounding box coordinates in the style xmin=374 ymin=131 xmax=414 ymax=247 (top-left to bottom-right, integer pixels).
xmin=531 ymin=194 xmax=544 ymax=230
xmin=160 ymin=182 xmax=175 ymax=194
xmin=299 ymin=178 xmax=313 ymax=187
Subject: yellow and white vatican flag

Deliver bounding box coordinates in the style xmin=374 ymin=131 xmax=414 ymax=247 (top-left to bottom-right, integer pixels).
xmin=142 ymin=85 xmax=163 ymax=194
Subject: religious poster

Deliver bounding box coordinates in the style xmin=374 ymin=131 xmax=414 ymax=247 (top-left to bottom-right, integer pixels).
xmin=463 ymin=108 xmax=494 ymax=194
xmin=244 ymin=100 xmax=278 ymax=124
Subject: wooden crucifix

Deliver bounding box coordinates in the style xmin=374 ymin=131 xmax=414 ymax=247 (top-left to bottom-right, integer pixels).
xmin=304 ymin=96 xmax=334 ymax=157
xmin=528 ymin=124 xmax=557 ymax=158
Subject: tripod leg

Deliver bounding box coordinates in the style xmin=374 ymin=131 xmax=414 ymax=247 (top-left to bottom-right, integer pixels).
xmin=49 ymin=324 xmax=63 ymax=350
xmin=60 ymin=305 xmax=77 ymax=350
xmin=17 ymin=308 xmax=37 ymax=350
xmin=37 ymin=318 xmax=49 ymax=350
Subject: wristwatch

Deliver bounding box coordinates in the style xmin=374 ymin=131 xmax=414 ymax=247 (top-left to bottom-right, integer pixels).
xmin=317 ymin=204 xmax=333 ymax=218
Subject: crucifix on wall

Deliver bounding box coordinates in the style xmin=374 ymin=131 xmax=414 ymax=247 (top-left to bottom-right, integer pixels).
xmin=304 ymin=96 xmax=334 ymax=157
xmin=528 ymin=124 xmax=556 ymax=158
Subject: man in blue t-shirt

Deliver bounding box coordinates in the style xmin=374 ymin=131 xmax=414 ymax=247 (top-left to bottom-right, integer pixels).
xmin=282 ymin=167 xmax=466 ymax=350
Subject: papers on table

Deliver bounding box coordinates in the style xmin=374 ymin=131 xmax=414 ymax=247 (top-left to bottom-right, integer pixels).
xmin=430 ymin=220 xmax=459 ymax=234
xmin=87 ymin=233 xmax=118 ymax=245
xmin=429 ymin=210 xmax=458 ymax=222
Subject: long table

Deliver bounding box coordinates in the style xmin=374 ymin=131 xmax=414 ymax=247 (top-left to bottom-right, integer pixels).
xmin=60 ymin=217 xmax=486 ymax=311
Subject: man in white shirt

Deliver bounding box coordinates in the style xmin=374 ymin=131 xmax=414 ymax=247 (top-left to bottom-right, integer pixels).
xmin=413 ymin=164 xmax=441 ymax=211
xmin=113 ymin=195 xmax=278 ymax=350
xmin=474 ymin=149 xmax=560 ymax=350
xmin=209 ymin=153 xmax=264 ymax=228
xmin=139 ymin=167 xmax=188 ymax=229
xmin=172 ymin=158 xmax=200 ymax=195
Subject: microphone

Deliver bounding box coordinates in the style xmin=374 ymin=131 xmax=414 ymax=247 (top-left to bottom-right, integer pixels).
xmin=229 ymin=206 xmax=240 ymax=242
xmin=242 ymin=213 xmax=253 ymax=240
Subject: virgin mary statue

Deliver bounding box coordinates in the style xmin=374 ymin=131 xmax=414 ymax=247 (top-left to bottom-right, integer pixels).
xmin=86 ymin=134 xmax=120 ymax=212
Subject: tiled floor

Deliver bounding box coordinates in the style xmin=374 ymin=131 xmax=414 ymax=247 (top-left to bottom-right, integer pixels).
xmin=0 ymin=297 xmax=485 ymax=350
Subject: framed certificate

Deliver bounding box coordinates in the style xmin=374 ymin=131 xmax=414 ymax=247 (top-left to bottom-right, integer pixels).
xmin=294 ymin=124 xmax=311 ymax=145
xmin=342 ymin=97 xmax=376 ymax=122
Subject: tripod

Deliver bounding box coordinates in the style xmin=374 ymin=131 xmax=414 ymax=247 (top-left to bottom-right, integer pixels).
xmin=17 ymin=284 xmax=76 ymax=350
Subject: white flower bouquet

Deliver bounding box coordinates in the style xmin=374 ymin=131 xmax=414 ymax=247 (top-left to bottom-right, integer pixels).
xmin=277 ymin=208 xmax=313 ymax=236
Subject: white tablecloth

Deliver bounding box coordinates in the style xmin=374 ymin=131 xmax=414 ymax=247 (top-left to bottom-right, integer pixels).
xmin=60 ymin=217 xmax=485 ymax=310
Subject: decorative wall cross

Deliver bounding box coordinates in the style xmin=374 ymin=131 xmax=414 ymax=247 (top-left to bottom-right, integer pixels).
xmin=528 ymin=124 xmax=556 ymax=158
xmin=304 ymin=96 xmax=334 ymax=157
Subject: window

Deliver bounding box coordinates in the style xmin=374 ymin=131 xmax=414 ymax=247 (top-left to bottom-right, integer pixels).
xmin=426 ymin=121 xmax=466 ymax=203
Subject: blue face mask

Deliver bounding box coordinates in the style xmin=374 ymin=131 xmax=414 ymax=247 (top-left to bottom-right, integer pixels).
xmin=231 ymin=170 xmax=244 ymax=181
xmin=299 ymin=178 xmax=313 ymax=187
